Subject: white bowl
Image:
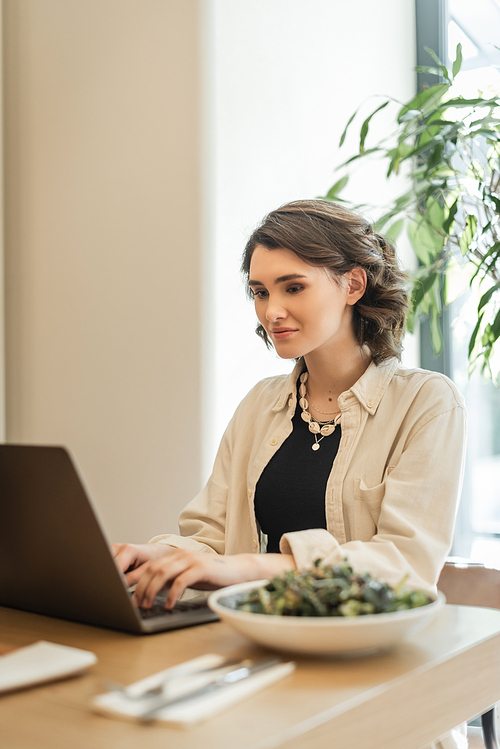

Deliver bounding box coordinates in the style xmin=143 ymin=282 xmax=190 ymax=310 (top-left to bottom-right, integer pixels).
xmin=208 ymin=580 xmax=445 ymax=656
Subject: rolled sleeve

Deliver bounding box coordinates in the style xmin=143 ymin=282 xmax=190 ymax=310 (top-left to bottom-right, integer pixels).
xmin=279 ymin=528 xmax=341 ymax=567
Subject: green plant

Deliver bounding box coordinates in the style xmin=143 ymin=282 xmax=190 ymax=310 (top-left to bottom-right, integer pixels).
xmin=324 ymin=44 xmax=500 ymax=380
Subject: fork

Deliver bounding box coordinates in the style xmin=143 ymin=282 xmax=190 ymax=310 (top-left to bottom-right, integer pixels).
xmin=106 ymin=657 xmax=247 ymax=700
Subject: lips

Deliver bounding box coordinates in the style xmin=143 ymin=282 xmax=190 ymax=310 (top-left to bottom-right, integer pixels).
xmin=270 ymin=328 xmax=298 ymax=339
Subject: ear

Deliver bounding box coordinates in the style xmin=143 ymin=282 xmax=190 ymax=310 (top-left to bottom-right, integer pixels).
xmin=345 ymin=267 xmax=367 ymax=305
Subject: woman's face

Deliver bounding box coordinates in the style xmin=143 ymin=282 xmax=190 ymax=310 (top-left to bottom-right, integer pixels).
xmin=248 ymin=245 xmax=365 ymax=360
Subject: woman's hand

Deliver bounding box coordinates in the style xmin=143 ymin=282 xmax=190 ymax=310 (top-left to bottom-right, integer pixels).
xmin=111 ymin=542 xmax=173 ymax=586
xmin=129 ymin=548 xmax=296 ymax=609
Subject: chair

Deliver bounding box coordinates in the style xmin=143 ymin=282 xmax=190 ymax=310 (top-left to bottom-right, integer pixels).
xmin=437 ymin=561 xmax=500 ymax=749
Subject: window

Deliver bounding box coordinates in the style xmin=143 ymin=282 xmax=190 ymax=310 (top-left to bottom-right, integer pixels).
xmin=416 ymin=0 xmax=500 ymax=564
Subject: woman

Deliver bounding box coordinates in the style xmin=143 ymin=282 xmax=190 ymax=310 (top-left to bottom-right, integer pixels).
xmin=114 ymin=199 xmax=466 ymax=617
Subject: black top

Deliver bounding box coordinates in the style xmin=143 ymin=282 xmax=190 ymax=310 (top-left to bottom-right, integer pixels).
xmin=253 ymin=389 xmax=341 ymax=553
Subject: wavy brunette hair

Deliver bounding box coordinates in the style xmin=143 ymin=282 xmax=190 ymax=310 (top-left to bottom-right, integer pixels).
xmin=241 ymin=200 xmax=409 ymax=364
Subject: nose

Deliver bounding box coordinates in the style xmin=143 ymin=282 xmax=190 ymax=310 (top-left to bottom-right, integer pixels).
xmin=265 ymin=295 xmax=286 ymax=322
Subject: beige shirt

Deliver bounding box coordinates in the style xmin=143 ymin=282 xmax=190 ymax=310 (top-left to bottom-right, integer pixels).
xmin=151 ymin=358 xmax=466 ymax=593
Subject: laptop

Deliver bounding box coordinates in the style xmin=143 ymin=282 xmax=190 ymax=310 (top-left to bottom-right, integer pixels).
xmin=0 ymin=444 xmax=219 ymax=633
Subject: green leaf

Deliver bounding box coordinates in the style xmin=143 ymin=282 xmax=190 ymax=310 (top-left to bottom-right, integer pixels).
xmin=490 ymin=195 xmax=500 ymax=215
xmin=384 ymin=219 xmax=404 ymax=243
xmin=406 ymin=307 xmax=415 ymax=333
xmin=470 ymin=242 xmax=500 ymax=283
xmin=482 ymin=323 xmax=494 ymax=347
xmin=424 ymin=47 xmax=452 ymax=83
xmin=398 ymin=109 xmax=423 ymax=123
xmin=398 ymin=84 xmax=449 ymax=122
xmin=430 ymin=277 xmax=443 ymax=314
xmin=412 ymin=272 xmax=438 ymax=310
xmin=443 ymin=198 xmax=458 ymax=234
xmin=469 ymin=314 xmax=484 ymax=357
xmin=420 ymin=294 xmax=431 ymax=316
xmin=374 ymin=211 xmax=396 ymax=232
xmin=423 ymin=47 xmax=442 ymax=67
xmin=492 ymin=308 xmax=500 ymax=340
xmin=359 ymin=102 xmax=389 ymax=154
xmin=444 ymin=96 xmax=497 ymax=108
xmin=424 ymin=143 xmax=445 ymax=173
xmin=459 ymin=215 xmax=477 ymax=256
xmin=415 ymin=66 xmax=442 ymax=77
xmin=386 ymin=141 xmax=416 ymax=175
xmin=427 ymin=198 xmax=445 ymax=231
xmin=373 ymin=197 xmax=411 ymax=232
xmin=408 ymin=217 xmax=444 ymax=263
xmin=408 ymin=221 xmax=431 ymax=264
xmin=325 ymin=175 xmax=349 ymax=200
xmin=399 ymin=138 xmax=445 ymax=163
xmin=339 ymin=108 xmax=359 ymax=148
xmin=339 ymin=147 xmax=382 ymax=167
xmin=478 ymin=281 xmax=500 ymax=313
xmin=420 ymin=87 xmax=452 ymax=116
xmin=430 ymin=307 xmax=444 ymax=354
xmin=452 ymin=43 xmax=463 ymax=79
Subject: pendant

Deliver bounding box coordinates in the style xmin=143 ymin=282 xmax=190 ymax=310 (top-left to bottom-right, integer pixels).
xmin=312 ymin=443 xmax=320 ymax=451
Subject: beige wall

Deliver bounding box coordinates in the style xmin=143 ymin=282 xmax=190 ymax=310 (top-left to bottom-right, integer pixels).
xmin=0 ymin=6 xmax=4 ymax=442
xmin=3 ymin=0 xmax=203 ymax=542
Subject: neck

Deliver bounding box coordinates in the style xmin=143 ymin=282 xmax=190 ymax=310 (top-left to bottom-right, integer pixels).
xmin=302 ymin=343 xmax=371 ymax=406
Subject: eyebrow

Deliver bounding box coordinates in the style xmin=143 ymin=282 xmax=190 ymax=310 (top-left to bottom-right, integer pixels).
xmin=248 ymin=273 xmax=307 ymax=287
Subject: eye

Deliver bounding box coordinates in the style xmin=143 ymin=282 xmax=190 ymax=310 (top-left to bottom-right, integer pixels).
xmin=251 ymin=288 xmax=268 ymax=300
xmin=287 ymin=284 xmax=303 ymax=294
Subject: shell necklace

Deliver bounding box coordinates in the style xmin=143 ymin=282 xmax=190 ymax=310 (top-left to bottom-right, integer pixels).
xmin=298 ymin=372 xmax=341 ymax=451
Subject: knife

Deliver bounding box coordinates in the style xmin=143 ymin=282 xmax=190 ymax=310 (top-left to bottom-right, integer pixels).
xmin=139 ymin=657 xmax=283 ymax=721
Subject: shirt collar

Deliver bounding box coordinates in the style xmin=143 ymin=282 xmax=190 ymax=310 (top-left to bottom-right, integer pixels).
xmin=347 ymin=357 xmax=399 ymax=414
xmin=271 ymin=357 xmax=399 ymax=415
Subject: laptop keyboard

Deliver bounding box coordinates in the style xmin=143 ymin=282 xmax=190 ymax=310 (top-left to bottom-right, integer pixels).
xmin=138 ymin=598 xmax=209 ymax=620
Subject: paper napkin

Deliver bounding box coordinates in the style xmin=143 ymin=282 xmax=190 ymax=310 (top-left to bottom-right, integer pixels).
xmin=0 ymin=640 xmax=97 ymax=694
xmin=92 ymin=653 xmax=295 ymax=728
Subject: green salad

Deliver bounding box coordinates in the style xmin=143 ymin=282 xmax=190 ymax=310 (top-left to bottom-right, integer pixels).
xmin=235 ymin=561 xmax=432 ymax=617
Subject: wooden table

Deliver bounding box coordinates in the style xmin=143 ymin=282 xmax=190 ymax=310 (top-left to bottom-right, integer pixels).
xmin=1 ymin=603 xmax=500 ymax=749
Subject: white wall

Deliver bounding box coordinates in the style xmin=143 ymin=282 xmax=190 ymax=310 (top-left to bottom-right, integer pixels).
xmin=205 ymin=0 xmax=418 ymax=470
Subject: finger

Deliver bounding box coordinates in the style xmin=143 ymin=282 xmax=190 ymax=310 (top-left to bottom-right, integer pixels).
xmin=112 ymin=543 xmax=140 ymax=573
xmin=133 ymin=555 xmax=192 ymax=607
xmin=124 ymin=565 xmax=149 ymax=587
xmin=112 ymin=542 xmax=171 ymax=575
xmin=166 ymin=567 xmax=205 ymax=609
xmin=132 ymin=566 xmax=164 ymax=607
xmin=165 ymin=556 xmax=227 ymax=607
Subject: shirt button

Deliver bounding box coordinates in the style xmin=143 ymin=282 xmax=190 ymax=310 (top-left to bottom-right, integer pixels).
xmin=367 ymin=400 xmax=373 ymax=408
xmin=253 ymin=540 xmax=258 ymax=548
xmin=270 ymin=438 xmax=278 ymax=446
xmin=288 ymin=398 xmax=293 ymax=407
xmin=248 ymin=489 xmax=252 ymax=498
